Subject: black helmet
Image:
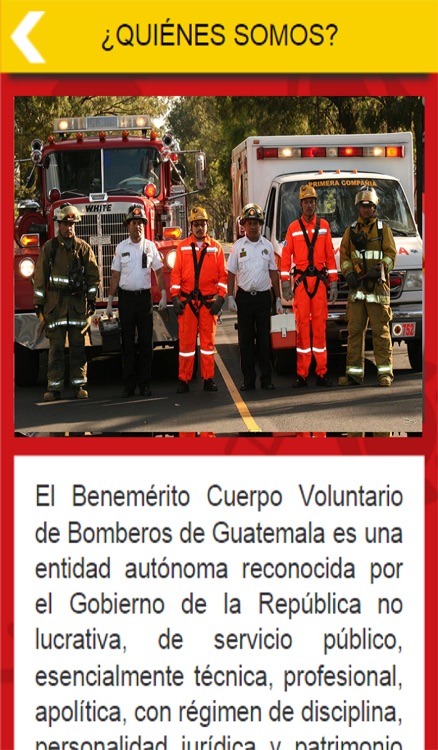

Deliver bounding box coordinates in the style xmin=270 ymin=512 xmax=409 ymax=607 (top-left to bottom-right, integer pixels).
xmin=124 ymin=204 xmax=148 ymax=225
xmin=240 ymin=203 xmax=264 ymax=224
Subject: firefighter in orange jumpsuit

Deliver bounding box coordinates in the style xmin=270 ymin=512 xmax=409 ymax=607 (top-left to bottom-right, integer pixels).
xmin=280 ymin=184 xmax=338 ymax=387
xmin=170 ymin=207 xmax=227 ymax=393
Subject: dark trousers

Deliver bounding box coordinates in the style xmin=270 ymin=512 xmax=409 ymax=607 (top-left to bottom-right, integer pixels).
xmin=118 ymin=289 xmax=153 ymax=390
xmin=236 ymin=288 xmax=272 ymax=387
xmin=47 ymin=325 xmax=87 ymax=391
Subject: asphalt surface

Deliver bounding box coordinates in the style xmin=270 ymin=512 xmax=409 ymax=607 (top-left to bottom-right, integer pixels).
xmin=14 ymin=312 xmax=422 ymax=437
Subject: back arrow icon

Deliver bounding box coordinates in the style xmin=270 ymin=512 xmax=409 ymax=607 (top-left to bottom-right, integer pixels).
xmin=11 ymin=12 xmax=45 ymax=63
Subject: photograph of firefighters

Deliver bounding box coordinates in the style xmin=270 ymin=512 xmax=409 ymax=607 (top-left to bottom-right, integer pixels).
xmin=106 ymin=205 xmax=167 ymax=398
xmin=170 ymin=206 xmax=227 ymax=393
xmin=227 ymin=203 xmax=282 ymax=391
xmin=33 ymin=203 xmax=99 ymax=401
xmin=338 ymin=186 xmax=397 ymax=387
xmin=280 ymin=184 xmax=338 ymax=388
xmin=13 ymin=95 xmax=423 ymax=435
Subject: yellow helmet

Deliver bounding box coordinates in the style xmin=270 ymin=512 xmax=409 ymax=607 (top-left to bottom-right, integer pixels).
xmin=299 ymin=184 xmax=317 ymax=200
xmin=240 ymin=203 xmax=264 ymax=223
xmin=355 ymin=186 xmax=379 ymax=206
xmin=189 ymin=206 xmax=208 ymax=223
xmin=55 ymin=204 xmax=81 ymax=223
xmin=124 ymin=204 xmax=148 ymax=225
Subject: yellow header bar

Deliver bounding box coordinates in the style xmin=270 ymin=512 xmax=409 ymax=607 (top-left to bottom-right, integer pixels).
xmin=1 ymin=1 xmax=437 ymax=73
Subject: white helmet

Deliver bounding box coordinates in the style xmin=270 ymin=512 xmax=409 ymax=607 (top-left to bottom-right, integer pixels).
xmin=55 ymin=204 xmax=81 ymax=223
xmin=355 ymin=186 xmax=379 ymax=206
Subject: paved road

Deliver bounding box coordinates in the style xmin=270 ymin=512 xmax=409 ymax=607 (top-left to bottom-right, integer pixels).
xmin=15 ymin=312 xmax=422 ymax=437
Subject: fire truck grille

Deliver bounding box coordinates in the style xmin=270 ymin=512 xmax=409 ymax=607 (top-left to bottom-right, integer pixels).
xmin=75 ymin=212 xmax=126 ymax=300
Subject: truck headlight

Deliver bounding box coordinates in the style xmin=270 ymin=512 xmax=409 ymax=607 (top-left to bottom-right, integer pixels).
xmin=19 ymin=257 xmax=35 ymax=278
xmin=166 ymin=250 xmax=177 ymax=269
xmin=404 ymin=270 xmax=422 ymax=291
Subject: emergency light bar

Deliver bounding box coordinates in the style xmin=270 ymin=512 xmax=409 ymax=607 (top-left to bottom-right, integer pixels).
xmin=53 ymin=115 xmax=152 ymax=134
xmin=256 ymin=145 xmax=404 ymax=160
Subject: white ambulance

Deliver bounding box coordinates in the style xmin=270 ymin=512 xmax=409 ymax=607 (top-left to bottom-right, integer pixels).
xmin=231 ymin=132 xmax=423 ymax=373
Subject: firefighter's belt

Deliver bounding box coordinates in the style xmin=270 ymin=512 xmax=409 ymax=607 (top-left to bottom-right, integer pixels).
xmin=180 ymin=290 xmax=215 ymax=317
xmin=181 ymin=242 xmax=216 ymax=317
xmin=294 ymin=266 xmax=328 ymax=296
xmin=47 ymin=285 xmax=82 ymax=297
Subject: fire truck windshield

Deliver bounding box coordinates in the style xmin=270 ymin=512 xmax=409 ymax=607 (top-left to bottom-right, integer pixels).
xmin=44 ymin=147 xmax=161 ymax=198
xmin=277 ymin=178 xmax=417 ymax=240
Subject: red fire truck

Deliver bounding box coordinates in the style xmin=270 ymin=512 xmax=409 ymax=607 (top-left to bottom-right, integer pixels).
xmin=14 ymin=114 xmax=207 ymax=385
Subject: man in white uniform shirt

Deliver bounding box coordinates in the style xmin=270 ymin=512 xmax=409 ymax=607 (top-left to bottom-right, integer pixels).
xmin=106 ymin=205 xmax=166 ymax=397
xmin=227 ymin=203 xmax=282 ymax=391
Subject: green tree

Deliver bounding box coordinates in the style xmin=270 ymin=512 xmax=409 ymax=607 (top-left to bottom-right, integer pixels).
xmin=167 ymin=96 xmax=422 ymax=238
xmin=16 ymin=95 xmax=422 ymax=235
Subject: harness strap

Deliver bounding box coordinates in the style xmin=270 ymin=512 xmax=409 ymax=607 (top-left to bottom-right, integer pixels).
xmin=48 ymin=237 xmax=85 ymax=293
xmin=295 ymin=218 xmax=325 ymax=299
xmin=192 ymin=242 xmax=207 ymax=292
xmin=181 ymin=243 xmax=214 ymax=317
xmin=349 ymin=220 xmax=384 ymax=252
xmin=298 ymin=217 xmax=320 ymax=266
xmin=49 ymin=236 xmax=59 ymax=264
xmin=47 ymin=236 xmax=59 ymax=292
xmin=350 ymin=220 xmax=384 ymax=294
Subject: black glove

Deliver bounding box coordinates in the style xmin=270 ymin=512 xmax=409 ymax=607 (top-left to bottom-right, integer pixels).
xmin=87 ymin=301 xmax=96 ymax=316
xmin=172 ymin=296 xmax=184 ymax=316
xmin=209 ymin=296 xmax=224 ymax=316
xmin=35 ymin=305 xmax=44 ymax=317
xmin=345 ymin=272 xmax=359 ymax=291
xmin=367 ymin=264 xmax=381 ymax=279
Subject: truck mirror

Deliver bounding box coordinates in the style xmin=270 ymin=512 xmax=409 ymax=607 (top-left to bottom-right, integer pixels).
xmin=195 ymin=152 xmax=207 ymax=190
xmin=24 ymin=169 xmax=35 ymax=189
xmin=171 ymin=162 xmax=186 ymax=184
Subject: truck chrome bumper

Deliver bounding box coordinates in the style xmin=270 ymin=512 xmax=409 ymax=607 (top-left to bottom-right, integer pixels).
xmin=326 ymin=305 xmax=423 ymax=343
xmin=15 ymin=307 xmax=179 ymax=350
xmin=15 ymin=313 xmax=48 ymax=350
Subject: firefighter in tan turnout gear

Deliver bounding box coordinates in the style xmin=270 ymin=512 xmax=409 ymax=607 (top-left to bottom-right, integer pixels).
xmin=338 ymin=186 xmax=397 ymax=387
xmin=33 ymin=204 xmax=99 ymax=401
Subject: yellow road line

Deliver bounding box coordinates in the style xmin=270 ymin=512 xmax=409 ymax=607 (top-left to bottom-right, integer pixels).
xmin=215 ymin=350 xmax=262 ymax=433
